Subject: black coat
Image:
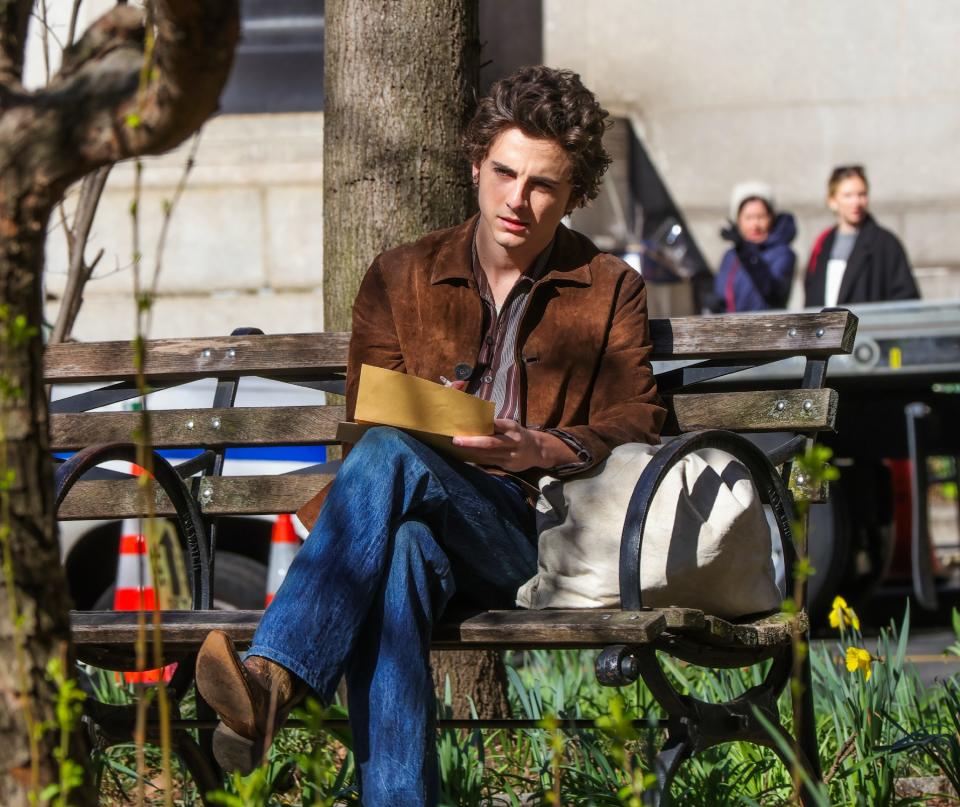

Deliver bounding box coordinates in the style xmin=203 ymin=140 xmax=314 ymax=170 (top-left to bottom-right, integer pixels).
xmin=804 ymin=215 xmax=920 ymax=307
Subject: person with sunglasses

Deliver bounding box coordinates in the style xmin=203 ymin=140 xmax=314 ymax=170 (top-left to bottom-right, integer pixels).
xmin=805 ymin=165 xmax=919 ymax=307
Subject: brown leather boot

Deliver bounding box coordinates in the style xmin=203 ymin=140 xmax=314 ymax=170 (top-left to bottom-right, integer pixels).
xmin=195 ymin=630 xmax=307 ymax=774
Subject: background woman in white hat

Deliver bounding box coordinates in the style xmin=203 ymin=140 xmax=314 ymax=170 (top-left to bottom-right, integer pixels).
xmin=714 ymin=181 xmax=796 ymax=312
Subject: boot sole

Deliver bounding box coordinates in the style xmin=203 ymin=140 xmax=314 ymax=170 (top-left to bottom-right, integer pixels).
xmin=213 ymin=723 xmax=265 ymax=775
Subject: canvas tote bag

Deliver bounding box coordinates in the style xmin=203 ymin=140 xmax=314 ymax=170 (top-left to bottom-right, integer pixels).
xmin=516 ymin=442 xmax=783 ymax=620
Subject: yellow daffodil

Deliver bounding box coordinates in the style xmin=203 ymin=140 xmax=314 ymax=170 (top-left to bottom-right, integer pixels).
xmin=829 ymin=596 xmax=860 ymax=631
xmin=845 ymin=646 xmax=872 ymax=680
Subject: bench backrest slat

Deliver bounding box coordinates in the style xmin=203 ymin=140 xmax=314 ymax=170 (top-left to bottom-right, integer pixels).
xmin=57 ymin=473 xmax=335 ymax=520
xmin=649 ymin=311 xmax=856 ymax=360
xmin=663 ymin=389 xmax=837 ymax=435
xmin=43 ymin=311 xmax=857 ymax=383
xmin=44 ymin=332 xmax=352 ymax=383
xmin=50 ymin=405 xmax=346 ymax=451
xmin=49 ymin=388 xmax=837 ymax=451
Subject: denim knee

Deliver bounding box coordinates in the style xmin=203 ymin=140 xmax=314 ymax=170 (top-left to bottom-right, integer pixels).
xmin=385 ymin=519 xmax=454 ymax=615
xmin=347 ymin=426 xmax=417 ymax=462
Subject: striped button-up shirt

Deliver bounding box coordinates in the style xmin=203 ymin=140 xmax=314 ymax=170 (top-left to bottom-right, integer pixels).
xmin=469 ymin=234 xmax=591 ymax=474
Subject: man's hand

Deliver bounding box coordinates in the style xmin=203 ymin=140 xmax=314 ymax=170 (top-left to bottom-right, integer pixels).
xmin=452 ymin=419 xmax=578 ymax=472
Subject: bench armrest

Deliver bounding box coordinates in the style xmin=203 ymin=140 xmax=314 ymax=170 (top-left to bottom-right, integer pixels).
xmin=55 ymin=442 xmax=212 ymax=610
xmin=618 ymin=429 xmax=798 ymax=610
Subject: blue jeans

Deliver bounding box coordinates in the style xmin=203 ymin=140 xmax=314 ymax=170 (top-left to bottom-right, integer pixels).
xmin=249 ymin=427 xmax=537 ymax=805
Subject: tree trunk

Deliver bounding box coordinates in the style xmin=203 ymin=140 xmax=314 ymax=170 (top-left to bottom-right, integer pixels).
xmin=0 ymin=193 xmax=89 ymax=805
xmin=324 ymin=0 xmax=512 ymax=719
xmin=323 ymin=0 xmax=479 ymax=329
xmin=0 ymin=2 xmax=239 ymax=801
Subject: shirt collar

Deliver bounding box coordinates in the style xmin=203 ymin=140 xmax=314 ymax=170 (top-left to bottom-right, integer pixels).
xmin=470 ymin=223 xmax=555 ymax=293
xmin=429 ymin=214 xmax=592 ymax=288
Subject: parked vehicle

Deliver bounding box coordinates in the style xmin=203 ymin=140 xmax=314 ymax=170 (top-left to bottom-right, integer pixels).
xmin=54 ymin=376 xmax=328 ymax=611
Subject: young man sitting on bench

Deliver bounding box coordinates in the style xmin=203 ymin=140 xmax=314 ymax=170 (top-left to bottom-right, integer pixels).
xmin=196 ymin=65 xmax=665 ymax=806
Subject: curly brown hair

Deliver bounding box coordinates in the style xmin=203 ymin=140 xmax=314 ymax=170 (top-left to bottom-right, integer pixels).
xmin=463 ymin=65 xmax=611 ymax=209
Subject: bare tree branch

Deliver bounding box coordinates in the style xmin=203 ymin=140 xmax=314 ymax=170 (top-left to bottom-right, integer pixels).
xmin=55 ymin=3 xmax=145 ymax=80
xmin=0 ymin=0 xmax=34 ymax=84
xmin=0 ymin=1 xmax=238 ymax=797
xmin=69 ymin=0 xmax=239 ymax=169
xmin=49 ymin=164 xmax=110 ymax=343
xmin=66 ymin=0 xmax=83 ymax=48
xmin=37 ymin=1 xmax=53 ymax=81
xmin=2 ymin=0 xmax=238 ymax=195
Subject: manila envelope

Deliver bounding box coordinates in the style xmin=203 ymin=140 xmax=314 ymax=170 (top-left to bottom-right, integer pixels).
xmin=337 ymin=365 xmax=495 ymax=460
xmin=353 ymin=364 xmax=494 ymax=436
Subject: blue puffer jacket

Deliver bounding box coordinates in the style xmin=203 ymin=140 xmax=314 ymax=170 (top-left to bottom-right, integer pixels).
xmin=714 ymin=213 xmax=797 ymax=312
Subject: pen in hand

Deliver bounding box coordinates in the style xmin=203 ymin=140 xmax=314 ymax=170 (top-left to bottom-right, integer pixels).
xmin=439 ymin=376 xmax=467 ymax=391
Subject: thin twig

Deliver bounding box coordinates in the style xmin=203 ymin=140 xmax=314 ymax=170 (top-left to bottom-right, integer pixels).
xmin=58 ymin=202 xmax=73 ymax=257
xmin=128 ymin=4 xmax=175 ymax=801
xmin=39 ymin=0 xmax=51 ymax=82
xmin=263 ymin=681 xmax=280 ymax=769
xmin=129 ymin=149 xmax=149 ymax=807
xmin=66 ymin=0 xmax=82 ymax=47
xmin=50 ymin=164 xmax=111 ymax=343
xmin=145 ymin=130 xmax=202 ymax=334
xmin=823 ymin=733 xmax=858 ymax=784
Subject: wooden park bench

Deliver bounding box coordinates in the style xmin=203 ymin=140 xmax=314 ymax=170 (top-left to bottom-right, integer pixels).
xmin=47 ymin=309 xmax=858 ymax=805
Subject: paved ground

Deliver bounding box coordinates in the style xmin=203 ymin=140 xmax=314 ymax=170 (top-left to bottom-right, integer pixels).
xmin=900 ymin=628 xmax=960 ymax=685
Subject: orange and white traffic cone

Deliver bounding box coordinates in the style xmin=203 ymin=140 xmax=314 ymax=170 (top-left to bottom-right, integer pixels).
xmin=113 ymin=516 xmax=175 ymax=684
xmin=114 ymin=518 xmax=158 ymax=683
xmin=114 ymin=518 xmax=156 ymax=613
xmin=265 ymin=514 xmax=301 ymax=606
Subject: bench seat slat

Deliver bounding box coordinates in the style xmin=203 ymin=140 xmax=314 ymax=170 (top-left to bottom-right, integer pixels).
xmin=650 ymin=613 xmax=809 ymax=669
xmin=665 ymin=388 xmax=838 ymax=434
xmin=69 ymin=607 xmax=802 ymax=669
xmin=685 ymin=612 xmax=807 ymax=647
xmin=71 ymin=609 xmax=669 ymax=661
xmin=69 ymin=609 xmax=666 ymax=649
xmin=433 ymin=609 xmax=665 ymax=646
xmin=57 ymin=474 xmax=334 ymax=519
xmin=51 ymin=405 xmax=346 ymax=451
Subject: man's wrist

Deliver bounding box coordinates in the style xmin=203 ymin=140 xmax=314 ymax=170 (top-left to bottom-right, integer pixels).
xmin=531 ymin=428 xmax=579 ymax=468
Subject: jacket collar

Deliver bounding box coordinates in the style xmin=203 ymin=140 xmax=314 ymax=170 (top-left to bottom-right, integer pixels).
xmin=429 ymin=215 xmax=478 ymax=284
xmin=429 ymin=214 xmax=593 ymax=287
xmin=540 ymin=222 xmax=593 ymax=286
xmin=854 ymin=214 xmax=878 ymax=250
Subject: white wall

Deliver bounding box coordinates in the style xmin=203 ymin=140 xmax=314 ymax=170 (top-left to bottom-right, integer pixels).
xmin=31 ymin=1 xmax=960 ymax=335
xmin=545 ymin=0 xmax=960 ymax=303
xmin=28 ymin=4 xmax=325 ymax=340
xmin=44 ymin=113 xmax=325 ymax=340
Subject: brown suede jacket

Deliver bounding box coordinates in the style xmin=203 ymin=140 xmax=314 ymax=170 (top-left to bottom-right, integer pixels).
xmin=345 ymin=214 xmax=665 ymax=476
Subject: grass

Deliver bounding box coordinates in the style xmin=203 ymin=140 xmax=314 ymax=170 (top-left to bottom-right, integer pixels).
xmin=87 ymin=603 xmax=960 ymax=805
